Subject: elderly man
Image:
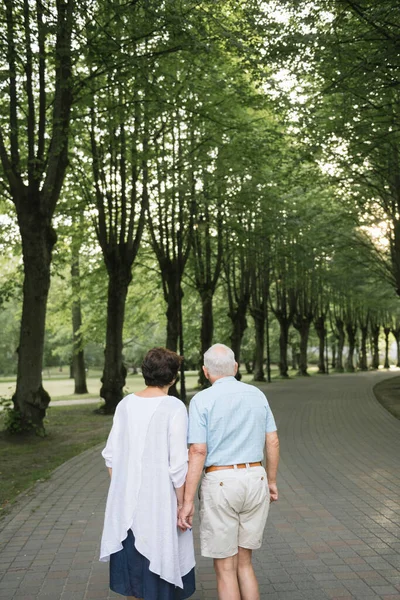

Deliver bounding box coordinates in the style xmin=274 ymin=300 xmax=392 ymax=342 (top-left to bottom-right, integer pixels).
xmin=179 ymin=343 xmax=279 ymax=600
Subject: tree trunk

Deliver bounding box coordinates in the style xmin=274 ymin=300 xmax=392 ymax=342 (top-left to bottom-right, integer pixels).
xmin=165 ymin=280 xmax=184 ymax=398
xmin=198 ymin=291 xmax=213 ymax=388
xmin=178 ymin=287 xmax=186 ymax=403
xmin=371 ymin=325 xmax=380 ymax=369
xmin=71 ymin=243 xmax=88 ymax=394
xmin=266 ymin=304 xmax=272 ymax=383
xmin=291 ymin=343 xmax=298 ymax=370
xmin=294 ymin=320 xmax=311 ymax=376
xmin=359 ymin=326 xmax=368 ymax=371
xmin=277 ymin=317 xmax=290 ymax=378
xmin=252 ymin=310 xmax=266 ymax=382
xmin=229 ymin=305 xmax=247 ymax=380
xmin=11 ymin=212 xmax=56 ymax=433
xmin=335 ymin=319 xmax=345 ymax=372
xmin=331 ymin=342 xmax=336 ymax=370
xmin=345 ymin=323 xmax=357 ymax=372
xmin=384 ymin=327 xmax=390 ymax=369
xmin=392 ymin=330 xmax=400 ymax=367
xmin=166 ymin=290 xmax=180 ymax=353
xmin=100 ymin=266 xmax=131 ymax=414
xmin=314 ymin=316 xmax=326 ymax=374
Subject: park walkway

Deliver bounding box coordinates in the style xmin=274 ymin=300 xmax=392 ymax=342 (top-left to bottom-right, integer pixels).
xmin=0 ymin=371 xmax=400 ymax=600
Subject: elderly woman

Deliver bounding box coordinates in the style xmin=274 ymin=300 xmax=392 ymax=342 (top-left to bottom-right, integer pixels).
xmin=100 ymin=348 xmax=195 ymax=600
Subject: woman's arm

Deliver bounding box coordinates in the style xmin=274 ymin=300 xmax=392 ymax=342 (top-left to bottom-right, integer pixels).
xmin=175 ymin=483 xmax=184 ymax=508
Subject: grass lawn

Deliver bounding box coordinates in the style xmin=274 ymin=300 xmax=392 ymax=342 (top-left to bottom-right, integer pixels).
xmin=0 ymin=365 xmax=315 ymax=401
xmin=0 ymin=404 xmax=113 ymax=516
xmin=373 ymin=374 xmax=400 ymax=420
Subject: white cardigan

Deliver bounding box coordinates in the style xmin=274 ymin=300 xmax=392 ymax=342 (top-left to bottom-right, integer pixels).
xmin=99 ymin=393 xmax=195 ymax=588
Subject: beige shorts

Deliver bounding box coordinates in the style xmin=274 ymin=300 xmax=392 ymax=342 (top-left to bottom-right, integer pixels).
xmin=199 ymin=465 xmax=270 ymax=559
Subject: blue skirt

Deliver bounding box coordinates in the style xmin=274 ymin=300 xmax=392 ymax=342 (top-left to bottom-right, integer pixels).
xmin=110 ymin=530 xmax=196 ymax=599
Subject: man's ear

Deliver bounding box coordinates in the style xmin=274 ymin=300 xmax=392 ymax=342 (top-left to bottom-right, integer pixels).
xmin=233 ymin=362 xmax=238 ymax=375
xmin=202 ymin=366 xmax=209 ymax=379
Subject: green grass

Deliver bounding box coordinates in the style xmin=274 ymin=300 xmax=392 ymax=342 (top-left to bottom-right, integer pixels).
xmin=373 ymin=375 xmax=400 ymax=421
xmin=0 ymin=404 xmax=113 ymax=516
xmin=0 ymin=365 xmax=314 ymax=401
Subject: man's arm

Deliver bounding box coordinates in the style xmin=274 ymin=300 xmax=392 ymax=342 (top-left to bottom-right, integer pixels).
xmin=178 ymin=443 xmax=207 ymax=528
xmin=265 ymin=431 xmax=279 ymax=502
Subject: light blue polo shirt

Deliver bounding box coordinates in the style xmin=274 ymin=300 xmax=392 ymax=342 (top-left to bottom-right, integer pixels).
xmin=187 ymin=376 xmax=277 ymax=467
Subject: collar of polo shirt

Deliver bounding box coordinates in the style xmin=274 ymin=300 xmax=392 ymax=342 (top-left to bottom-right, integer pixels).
xmin=212 ymin=376 xmax=237 ymax=385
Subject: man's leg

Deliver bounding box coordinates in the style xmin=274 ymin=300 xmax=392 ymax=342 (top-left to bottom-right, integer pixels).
xmin=214 ymin=554 xmax=240 ymax=600
xmin=237 ymin=547 xmax=259 ymax=600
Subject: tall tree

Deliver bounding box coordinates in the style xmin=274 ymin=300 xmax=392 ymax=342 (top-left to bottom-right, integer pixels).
xmin=0 ymin=0 xmax=75 ymax=432
xmin=192 ymin=165 xmax=225 ymax=387
xmin=147 ymin=104 xmax=196 ymax=399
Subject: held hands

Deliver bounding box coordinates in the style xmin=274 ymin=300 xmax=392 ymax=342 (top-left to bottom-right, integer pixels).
xmin=177 ymin=501 xmax=194 ymax=532
xmin=269 ymin=482 xmax=278 ymax=503
xmin=177 ymin=504 xmax=186 ymax=532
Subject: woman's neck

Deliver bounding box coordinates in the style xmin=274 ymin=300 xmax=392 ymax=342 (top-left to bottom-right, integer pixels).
xmin=135 ymin=385 xmax=170 ymax=398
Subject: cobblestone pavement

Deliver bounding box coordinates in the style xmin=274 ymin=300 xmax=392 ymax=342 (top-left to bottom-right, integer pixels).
xmin=1 ymin=371 xmax=400 ymax=600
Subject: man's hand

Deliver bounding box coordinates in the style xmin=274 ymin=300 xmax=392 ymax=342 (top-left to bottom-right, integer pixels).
xmin=178 ymin=501 xmax=194 ymax=530
xmin=265 ymin=431 xmax=279 ymax=504
xmin=269 ymin=482 xmax=278 ymax=503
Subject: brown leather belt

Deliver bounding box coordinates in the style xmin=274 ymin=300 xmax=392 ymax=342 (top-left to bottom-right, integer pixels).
xmin=205 ymin=462 xmax=262 ymax=473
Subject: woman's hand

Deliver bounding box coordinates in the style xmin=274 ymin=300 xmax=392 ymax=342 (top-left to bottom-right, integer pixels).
xmin=178 ymin=501 xmax=194 ymax=530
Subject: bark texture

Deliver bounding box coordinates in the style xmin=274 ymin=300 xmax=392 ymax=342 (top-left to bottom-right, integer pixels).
xmin=71 ymin=229 xmax=88 ymax=394
xmin=334 ymin=318 xmax=345 ymax=372
xmin=293 ymin=318 xmax=311 ymax=376
xmin=345 ymin=322 xmax=357 ymax=372
xmin=12 ymin=212 xmax=55 ymax=430
xmin=359 ymin=326 xmax=369 ymax=371
xmin=100 ymin=265 xmax=132 ymax=413
xmin=277 ymin=317 xmax=290 ymax=378
xmin=252 ymin=308 xmax=266 ymax=382
xmin=371 ymin=324 xmax=380 ymax=369
xmin=383 ymin=326 xmax=391 ymax=369
xmin=314 ymin=315 xmax=327 ymax=374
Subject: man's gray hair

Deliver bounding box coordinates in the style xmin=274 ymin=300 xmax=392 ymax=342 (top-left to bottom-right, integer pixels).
xmin=204 ymin=344 xmax=236 ymax=376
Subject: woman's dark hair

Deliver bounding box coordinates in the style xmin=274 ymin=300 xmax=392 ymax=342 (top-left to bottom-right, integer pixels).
xmin=141 ymin=347 xmax=183 ymax=387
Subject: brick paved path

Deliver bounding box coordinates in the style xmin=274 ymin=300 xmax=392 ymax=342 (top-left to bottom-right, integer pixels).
xmin=1 ymin=372 xmax=400 ymax=600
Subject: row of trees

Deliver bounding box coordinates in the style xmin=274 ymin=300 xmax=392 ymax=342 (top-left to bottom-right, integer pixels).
xmin=0 ymin=0 xmax=399 ymax=432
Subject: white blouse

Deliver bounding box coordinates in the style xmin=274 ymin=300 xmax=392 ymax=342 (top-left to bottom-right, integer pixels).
xmin=99 ymin=393 xmax=195 ymax=588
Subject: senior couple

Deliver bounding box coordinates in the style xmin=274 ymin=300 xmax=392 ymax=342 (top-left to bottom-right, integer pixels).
xmin=100 ymin=344 xmax=280 ymax=600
